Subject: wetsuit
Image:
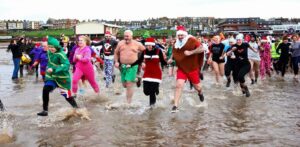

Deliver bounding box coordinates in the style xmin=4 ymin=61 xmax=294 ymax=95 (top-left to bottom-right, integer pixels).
xmin=276 ymin=42 xmax=291 ymax=77
xmin=232 ymin=43 xmax=251 ymax=95
xmin=225 ymin=46 xmax=238 ymax=84
xmin=210 ymin=43 xmax=225 ymax=63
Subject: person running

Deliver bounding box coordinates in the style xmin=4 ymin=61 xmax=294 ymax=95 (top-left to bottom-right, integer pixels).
xmin=92 ymin=31 xmax=118 ymax=88
xmin=29 ymin=42 xmax=43 ymax=79
xmin=31 ymin=41 xmax=49 ymax=81
xmin=224 ymin=37 xmax=237 ymax=87
xmin=259 ymin=37 xmax=272 ymax=80
xmin=248 ymin=35 xmax=261 ymax=84
xmin=17 ymin=38 xmax=26 ymax=78
xmin=276 ymin=36 xmax=291 ymax=79
xmin=72 ymin=36 xmax=100 ymax=97
xmin=290 ymin=34 xmax=300 ymax=81
xmin=114 ymin=30 xmax=146 ymax=104
xmin=227 ymin=34 xmax=254 ymax=97
xmin=166 ymin=39 xmax=176 ymax=77
xmin=167 ymin=26 xmax=205 ymax=113
xmin=136 ymin=37 xmax=167 ymax=107
xmin=208 ymin=35 xmax=225 ymax=85
xmin=37 ymin=37 xmax=78 ymax=116
xmin=7 ymin=39 xmax=22 ymax=80
xmin=271 ymin=38 xmax=281 ymax=75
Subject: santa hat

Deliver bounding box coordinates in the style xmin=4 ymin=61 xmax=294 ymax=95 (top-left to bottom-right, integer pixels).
xmin=35 ymin=42 xmax=41 ymax=47
xmin=145 ymin=37 xmax=156 ymax=46
xmin=105 ymin=31 xmax=111 ymax=36
xmin=176 ymin=25 xmax=188 ymax=36
xmin=261 ymin=36 xmax=268 ymax=42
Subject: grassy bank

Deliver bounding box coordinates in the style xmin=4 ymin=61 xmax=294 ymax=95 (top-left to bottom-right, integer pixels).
xmin=6 ymin=29 xmax=196 ymax=39
xmin=8 ymin=29 xmax=75 ymax=38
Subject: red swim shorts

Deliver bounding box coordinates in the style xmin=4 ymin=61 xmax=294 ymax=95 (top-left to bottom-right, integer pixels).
xmin=176 ymin=68 xmax=200 ymax=84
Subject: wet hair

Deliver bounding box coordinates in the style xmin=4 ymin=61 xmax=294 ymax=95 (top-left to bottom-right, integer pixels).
xmin=79 ymin=35 xmax=91 ymax=46
xmin=10 ymin=39 xmax=15 ymax=44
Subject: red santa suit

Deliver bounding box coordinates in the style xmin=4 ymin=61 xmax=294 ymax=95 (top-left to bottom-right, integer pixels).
xmin=139 ymin=37 xmax=167 ymax=106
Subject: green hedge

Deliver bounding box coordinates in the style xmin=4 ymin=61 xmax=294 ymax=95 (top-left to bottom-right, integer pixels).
xmin=8 ymin=29 xmax=74 ymax=38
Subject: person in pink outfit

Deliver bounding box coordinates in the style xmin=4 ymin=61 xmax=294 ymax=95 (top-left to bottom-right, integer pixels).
xmin=259 ymin=37 xmax=272 ymax=80
xmin=72 ymin=36 xmax=99 ymax=96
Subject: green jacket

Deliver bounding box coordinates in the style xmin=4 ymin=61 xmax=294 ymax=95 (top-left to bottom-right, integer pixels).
xmin=45 ymin=50 xmax=71 ymax=90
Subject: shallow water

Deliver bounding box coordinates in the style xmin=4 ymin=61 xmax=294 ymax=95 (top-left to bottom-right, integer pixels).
xmin=0 ymin=47 xmax=300 ymax=146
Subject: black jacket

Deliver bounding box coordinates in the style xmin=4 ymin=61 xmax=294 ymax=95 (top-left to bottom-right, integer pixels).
xmin=7 ymin=44 xmax=22 ymax=58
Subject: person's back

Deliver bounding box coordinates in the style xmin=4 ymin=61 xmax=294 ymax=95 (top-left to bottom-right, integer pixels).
xmin=8 ymin=42 xmax=22 ymax=58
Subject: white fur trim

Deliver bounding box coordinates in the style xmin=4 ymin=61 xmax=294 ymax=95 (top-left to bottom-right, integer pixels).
xmin=144 ymin=55 xmax=159 ymax=59
xmin=145 ymin=42 xmax=155 ymax=46
xmin=174 ymin=35 xmax=192 ymax=49
xmin=176 ymin=30 xmax=188 ymax=36
xmin=142 ymin=78 xmax=162 ymax=83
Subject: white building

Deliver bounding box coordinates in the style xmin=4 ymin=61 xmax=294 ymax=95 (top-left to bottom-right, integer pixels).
xmin=75 ymin=22 xmax=123 ymax=37
xmin=270 ymin=23 xmax=300 ymax=34
xmin=7 ymin=21 xmax=24 ymax=30
xmin=0 ymin=21 xmax=7 ymax=31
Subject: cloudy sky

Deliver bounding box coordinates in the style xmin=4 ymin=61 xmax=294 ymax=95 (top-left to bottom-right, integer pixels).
xmin=0 ymin=0 xmax=299 ymax=21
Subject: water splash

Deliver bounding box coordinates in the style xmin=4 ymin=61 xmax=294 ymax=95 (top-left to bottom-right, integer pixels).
xmin=0 ymin=112 xmax=15 ymax=144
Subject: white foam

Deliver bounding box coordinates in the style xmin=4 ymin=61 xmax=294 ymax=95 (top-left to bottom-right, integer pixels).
xmin=195 ymin=101 xmax=208 ymax=108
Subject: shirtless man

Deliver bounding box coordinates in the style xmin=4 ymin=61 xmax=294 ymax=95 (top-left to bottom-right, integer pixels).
xmin=114 ymin=30 xmax=145 ymax=104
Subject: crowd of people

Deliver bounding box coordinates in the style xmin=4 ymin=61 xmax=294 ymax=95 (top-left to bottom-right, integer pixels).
xmin=3 ymin=26 xmax=300 ymax=114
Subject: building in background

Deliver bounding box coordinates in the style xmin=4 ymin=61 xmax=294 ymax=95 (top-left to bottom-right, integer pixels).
xmin=0 ymin=21 xmax=7 ymax=31
xmin=75 ymin=22 xmax=123 ymax=39
xmin=270 ymin=23 xmax=300 ymax=35
xmin=49 ymin=19 xmax=79 ymax=29
xmin=6 ymin=20 xmax=24 ymax=30
xmin=217 ymin=17 xmax=281 ymax=34
xmin=23 ymin=21 xmax=41 ymax=30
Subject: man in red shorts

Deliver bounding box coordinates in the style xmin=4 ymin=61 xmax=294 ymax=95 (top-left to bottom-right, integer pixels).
xmin=168 ymin=25 xmax=205 ymax=113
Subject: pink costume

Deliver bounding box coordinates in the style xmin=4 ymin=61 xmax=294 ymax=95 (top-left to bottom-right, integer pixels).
xmin=72 ymin=46 xmax=99 ymax=94
xmin=260 ymin=43 xmax=271 ymax=79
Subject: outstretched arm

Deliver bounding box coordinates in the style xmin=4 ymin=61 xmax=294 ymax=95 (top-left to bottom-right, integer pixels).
xmin=184 ymin=45 xmax=205 ymax=56
xmin=114 ymin=43 xmax=121 ymax=68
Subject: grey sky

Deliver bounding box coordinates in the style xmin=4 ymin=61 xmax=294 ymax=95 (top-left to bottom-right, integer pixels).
xmin=0 ymin=0 xmax=299 ymax=21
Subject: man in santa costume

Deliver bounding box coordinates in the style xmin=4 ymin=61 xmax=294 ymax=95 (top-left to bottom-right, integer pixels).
xmin=168 ymin=25 xmax=205 ymax=113
xmin=92 ymin=31 xmax=118 ymax=88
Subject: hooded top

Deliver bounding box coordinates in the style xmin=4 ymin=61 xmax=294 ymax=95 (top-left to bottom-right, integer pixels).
xmin=45 ymin=37 xmax=71 ymax=90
